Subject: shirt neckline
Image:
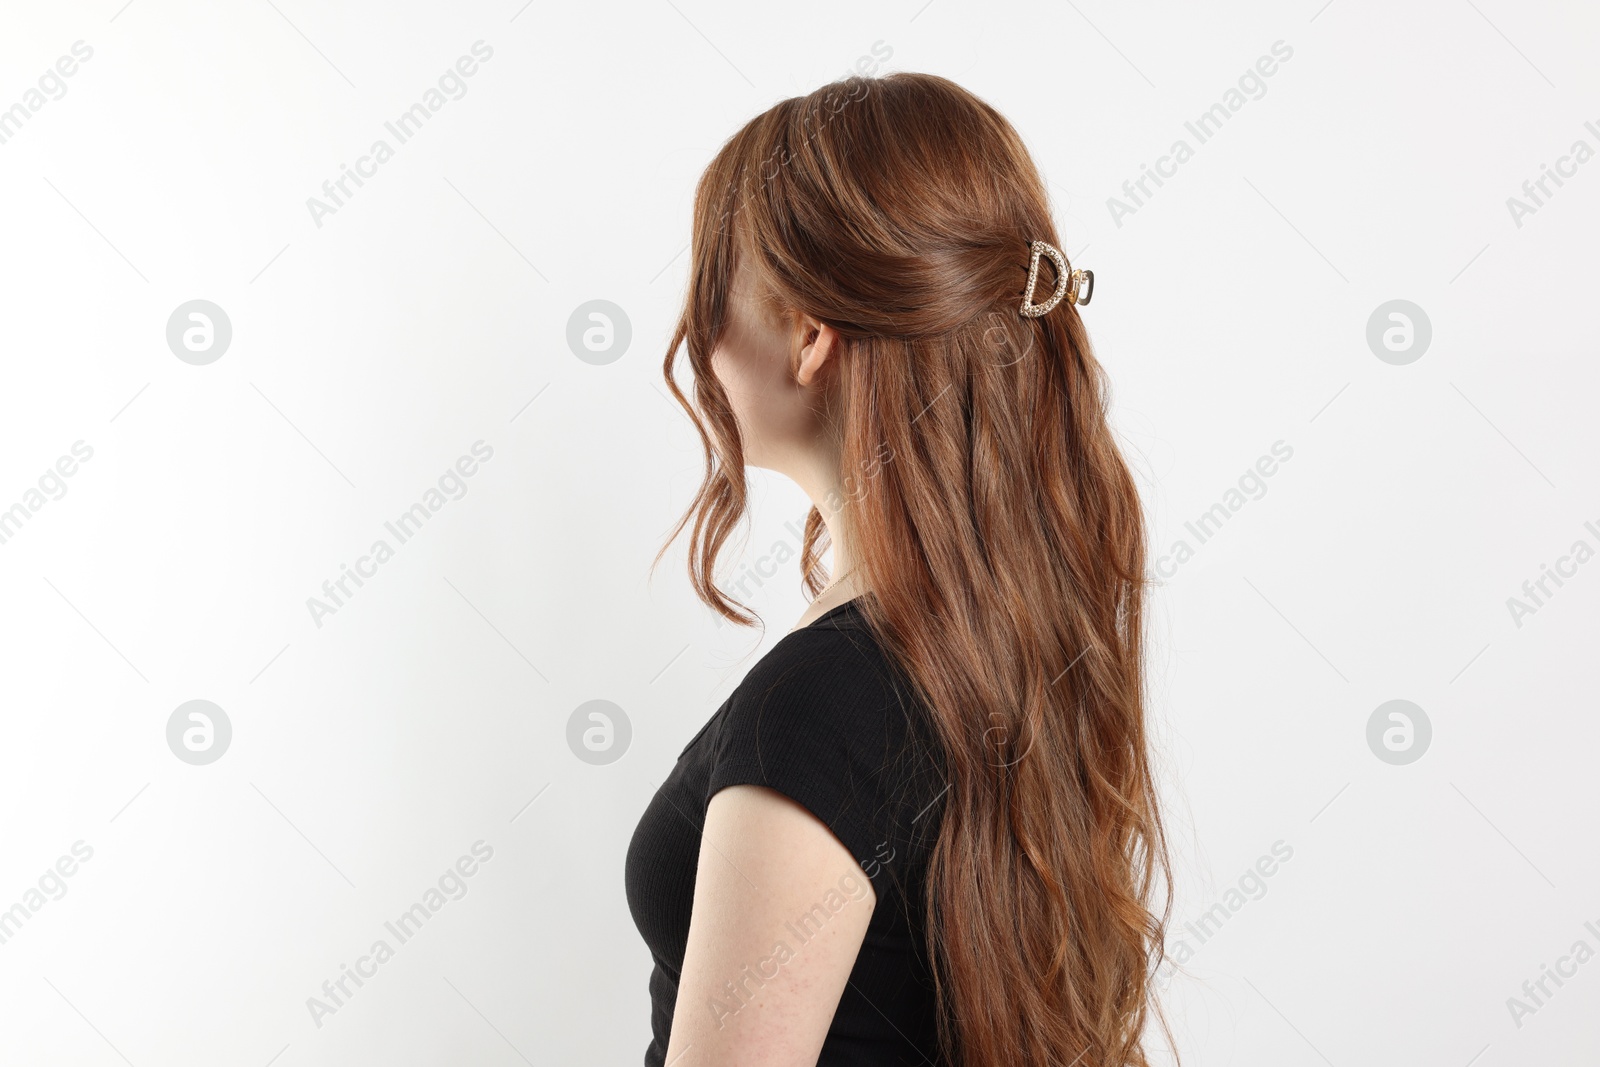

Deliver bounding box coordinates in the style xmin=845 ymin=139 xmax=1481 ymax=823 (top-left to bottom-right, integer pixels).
xmin=798 ymin=595 xmax=863 ymax=632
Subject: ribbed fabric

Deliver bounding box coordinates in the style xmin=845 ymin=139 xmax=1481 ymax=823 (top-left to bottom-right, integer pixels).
xmin=625 ymin=599 xmax=950 ymax=1066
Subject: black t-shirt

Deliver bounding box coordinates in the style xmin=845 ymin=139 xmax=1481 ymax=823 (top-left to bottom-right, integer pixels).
xmin=625 ymin=598 xmax=950 ymax=1066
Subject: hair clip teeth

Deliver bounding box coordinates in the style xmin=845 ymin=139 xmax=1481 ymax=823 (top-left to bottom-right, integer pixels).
xmin=1069 ymin=269 xmax=1093 ymax=307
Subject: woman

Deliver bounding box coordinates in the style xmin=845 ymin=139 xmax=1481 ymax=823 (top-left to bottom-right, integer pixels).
xmin=626 ymin=72 xmax=1173 ymax=1067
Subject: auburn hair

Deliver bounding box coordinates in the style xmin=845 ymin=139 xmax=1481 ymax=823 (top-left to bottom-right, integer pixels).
xmin=658 ymin=71 xmax=1174 ymax=1067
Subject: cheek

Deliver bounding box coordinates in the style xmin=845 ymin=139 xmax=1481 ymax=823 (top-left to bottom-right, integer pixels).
xmin=709 ymin=346 xmax=746 ymax=415
xmin=711 ymin=342 xmax=799 ymax=464
xmin=712 ymin=342 xmax=775 ymax=420
xmin=708 ymin=345 xmax=758 ymax=449
xmin=709 ymin=344 xmax=735 ymax=392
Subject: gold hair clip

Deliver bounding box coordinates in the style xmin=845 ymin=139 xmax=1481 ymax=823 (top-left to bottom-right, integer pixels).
xmin=1019 ymin=240 xmax=1093 ymax=317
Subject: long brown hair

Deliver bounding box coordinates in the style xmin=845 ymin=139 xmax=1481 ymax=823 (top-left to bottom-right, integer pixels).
xmin=658 ymin=72 xmax=1173 ymax=1067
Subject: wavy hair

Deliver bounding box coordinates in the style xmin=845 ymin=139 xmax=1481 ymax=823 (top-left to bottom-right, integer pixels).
xmin=658 ymin=71 xmax=1174 ymax=1067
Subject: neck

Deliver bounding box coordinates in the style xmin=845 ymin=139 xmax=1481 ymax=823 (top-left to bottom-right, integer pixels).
xmin=783 ymin=450 xmax=867 ymax=626
xmin=808 ymin=460 xmax=859 ymax=579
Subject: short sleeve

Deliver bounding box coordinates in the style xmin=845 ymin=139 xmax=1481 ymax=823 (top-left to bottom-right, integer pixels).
xmin=705 ymin=625 xmax=945 ymax=888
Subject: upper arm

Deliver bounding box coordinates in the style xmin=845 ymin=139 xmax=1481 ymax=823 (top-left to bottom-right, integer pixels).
xmin=664 ymin=784 xmax=877 ymax=1067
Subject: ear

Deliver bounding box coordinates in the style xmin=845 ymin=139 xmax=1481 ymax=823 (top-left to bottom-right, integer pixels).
xmin=796 ymin=319 xmax=840 ymax=388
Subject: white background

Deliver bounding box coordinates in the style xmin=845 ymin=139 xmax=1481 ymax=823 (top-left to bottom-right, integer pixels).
xmin=0 ymin=0 xmax=1596 ymax=1064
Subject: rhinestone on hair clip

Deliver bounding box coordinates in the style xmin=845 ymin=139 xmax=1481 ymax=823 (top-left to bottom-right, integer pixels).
xmin=1019 ymin=240 xmax=1094 ymax=317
